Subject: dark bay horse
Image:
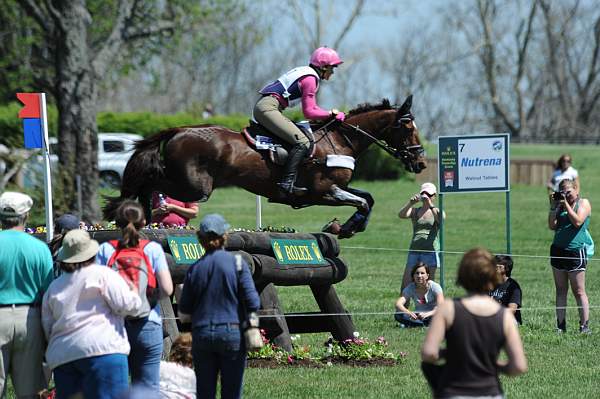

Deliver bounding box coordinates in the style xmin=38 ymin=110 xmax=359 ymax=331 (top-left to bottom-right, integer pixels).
xmin=103 ymin=96 xmax=426 ymax=238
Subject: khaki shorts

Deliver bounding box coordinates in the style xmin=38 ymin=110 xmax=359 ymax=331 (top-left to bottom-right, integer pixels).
xmin=253 ymin=96 xmax=310 ymax=148
xmin=0 ymin=306 xmax=47 ymax=396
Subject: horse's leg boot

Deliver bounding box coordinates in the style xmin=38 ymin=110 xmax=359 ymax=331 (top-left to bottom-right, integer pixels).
xmin=277 ymin=145 xmax=309 ymax=195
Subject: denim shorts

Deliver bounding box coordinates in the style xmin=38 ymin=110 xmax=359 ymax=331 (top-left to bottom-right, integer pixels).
xmin=406 ymin=250 xmax=439 ymax=269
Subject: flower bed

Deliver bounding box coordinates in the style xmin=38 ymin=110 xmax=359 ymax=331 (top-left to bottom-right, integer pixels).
xmin=247 ymin=332 xmax=406 ymax=368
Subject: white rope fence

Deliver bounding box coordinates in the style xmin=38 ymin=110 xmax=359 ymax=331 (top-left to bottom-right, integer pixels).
xmin=340 ymin=245 xmax=599 ymax=262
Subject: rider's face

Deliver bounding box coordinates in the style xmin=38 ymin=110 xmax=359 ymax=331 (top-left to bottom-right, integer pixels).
xmin=322 ymin=66 xmax=335 ymax=80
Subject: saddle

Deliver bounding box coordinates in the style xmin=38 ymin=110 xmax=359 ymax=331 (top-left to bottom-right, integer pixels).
xmin=242 ymin=121 xmax=316 ymax=166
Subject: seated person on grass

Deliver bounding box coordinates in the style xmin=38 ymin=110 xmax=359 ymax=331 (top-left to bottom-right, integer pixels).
xmin=489 ymin=254 xmax=522 ymax=325
xmin=395 ymin=263 xmax=444 ymax=327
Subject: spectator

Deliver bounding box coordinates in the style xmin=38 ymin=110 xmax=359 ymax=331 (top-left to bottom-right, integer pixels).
xmin=179 ymin=214 xmax=260 ymax=399
xmin=547 ymin=153 xmax=579 ymax=194
xmin=421 ymin=248 xmax=527 ymax=398
xmin=96 ymin=200 xmax=174 ymax=391
xmin=42 ymin=229 xmax=142 ymax=399
xmin=160 ymin=333 xmax=196 ymax=398
xmin=0 ymin=191 xmax=53 ymax=398
xmin=490 ymin=255 xmax=522 ymax=325
xmin=394 ymin=263 xmax=444 ymax=328
xmin=202 ymin=103 xmax=214 ymax=119
xmin=48 ymin=213 xmax=81 ymax=278
xmin=548 ymin=179 xmax=592 ymax=333
xmin=151 ymin=192 xmax=199 ymax=227
xmin=398 ymin=182 xmax=445 ymax=290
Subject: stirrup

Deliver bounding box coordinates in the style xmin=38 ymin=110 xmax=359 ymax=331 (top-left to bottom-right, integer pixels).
xmin=277 ymin=182 xmax=308 ymax=196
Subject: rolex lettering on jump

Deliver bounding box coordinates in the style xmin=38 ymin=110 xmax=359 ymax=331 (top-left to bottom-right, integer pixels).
xmin=167 ymin=235 xmax=205 ymax=264
xmin=270 ymin=239 xmax=328 ymax=265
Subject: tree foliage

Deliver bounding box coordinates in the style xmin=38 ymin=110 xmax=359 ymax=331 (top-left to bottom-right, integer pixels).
xmin=1 ymin=0 xmax=226 ymax=222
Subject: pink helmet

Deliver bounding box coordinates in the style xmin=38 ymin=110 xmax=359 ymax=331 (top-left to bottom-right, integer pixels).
xmin=309 ymin=47 xmax=343 ymax=68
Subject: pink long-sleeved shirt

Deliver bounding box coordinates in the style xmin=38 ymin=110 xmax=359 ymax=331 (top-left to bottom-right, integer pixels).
xmin=298 ymin=76 xmax=331 ymax=120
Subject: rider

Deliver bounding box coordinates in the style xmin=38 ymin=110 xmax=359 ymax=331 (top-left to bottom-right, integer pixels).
xmin=254 ymin=46 xmax=346 ymax=195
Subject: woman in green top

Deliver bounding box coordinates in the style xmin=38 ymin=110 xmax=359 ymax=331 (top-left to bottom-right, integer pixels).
xmin=548 ymin=179 xmax=592 ymax=333
xmin=398 ymin=182 xmax=445 ymax=291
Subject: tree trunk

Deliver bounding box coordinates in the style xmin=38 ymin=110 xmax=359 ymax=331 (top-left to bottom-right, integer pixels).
xmin=55 ymin=0 xmax=100 ymax=222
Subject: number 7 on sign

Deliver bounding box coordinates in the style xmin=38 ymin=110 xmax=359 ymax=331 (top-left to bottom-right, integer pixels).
xmin=459 ymin=143 xmax=465 ymax=152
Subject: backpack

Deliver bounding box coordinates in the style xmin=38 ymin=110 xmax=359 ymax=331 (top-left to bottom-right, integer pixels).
xmin=107 ymin=239 xmax=159 ymax=318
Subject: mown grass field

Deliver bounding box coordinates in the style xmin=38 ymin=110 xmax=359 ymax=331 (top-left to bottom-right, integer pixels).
xmin=187 ymin=144 xmax=599 ymax=398
xmin=8 ymin=144 xmax=598 ymax=398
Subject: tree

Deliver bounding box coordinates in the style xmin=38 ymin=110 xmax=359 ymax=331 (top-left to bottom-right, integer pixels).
xmin=441 ymin=0 xmax=600 ymax=143
xmin=9 ymin=0 xmax=204 ymax=221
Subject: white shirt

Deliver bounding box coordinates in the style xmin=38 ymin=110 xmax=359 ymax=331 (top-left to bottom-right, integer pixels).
xmin=159 ymin=361 xmax=196 ymax=398
xmin=41 ymin=264 xmax=142 ymax=369
xmin=550 ymin=166 xmax=578 ymax=191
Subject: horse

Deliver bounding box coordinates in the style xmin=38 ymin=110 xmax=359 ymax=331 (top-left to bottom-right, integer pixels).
xmin=103 ymin=95 xmax=427 ymax=238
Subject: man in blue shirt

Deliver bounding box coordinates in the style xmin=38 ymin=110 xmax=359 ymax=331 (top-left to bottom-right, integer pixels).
xmin=0 ymin=192 xmax=53 ymax=397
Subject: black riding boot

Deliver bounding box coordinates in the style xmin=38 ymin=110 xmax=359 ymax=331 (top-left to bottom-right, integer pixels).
xmin=277 ymin=145 xmax=309 ymax=195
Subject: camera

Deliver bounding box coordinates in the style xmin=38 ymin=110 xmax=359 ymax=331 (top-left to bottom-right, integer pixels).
xmin=420 ymin=194 xmax=429 ymax=201
xmin=552 ymin=191 xmax=565 ymax=201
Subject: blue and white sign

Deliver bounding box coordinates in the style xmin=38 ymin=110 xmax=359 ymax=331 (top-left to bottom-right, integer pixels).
xmin=438 ymin=134 xmax=509 ymax=193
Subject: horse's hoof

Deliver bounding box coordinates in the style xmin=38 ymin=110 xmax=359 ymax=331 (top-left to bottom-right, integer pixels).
xmin=338 ymin=230 xmax=356 ymax=239
xmin=322 ymin=218 xmax=341 ymax=235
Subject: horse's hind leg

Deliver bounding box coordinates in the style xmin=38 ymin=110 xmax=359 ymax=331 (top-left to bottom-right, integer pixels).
xmin=322 ymin=185 xmax=375 ymax=238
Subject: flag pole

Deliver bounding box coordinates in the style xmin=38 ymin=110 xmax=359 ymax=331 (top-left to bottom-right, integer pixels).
xmin=40 ymin=93 xmax=53 ymax=241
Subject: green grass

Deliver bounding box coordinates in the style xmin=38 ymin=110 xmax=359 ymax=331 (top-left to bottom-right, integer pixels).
xmin=186 ymin=143 xmax=600 ymax=398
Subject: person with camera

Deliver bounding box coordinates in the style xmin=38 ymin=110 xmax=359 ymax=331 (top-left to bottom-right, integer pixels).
xmin=398 ymin=182 xmax=445 ymax=291
xmin=548 ymin=179 xmax=593 ymax=334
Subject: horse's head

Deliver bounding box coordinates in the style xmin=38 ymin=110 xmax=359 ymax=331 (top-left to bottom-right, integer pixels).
xmin=384 ymin=95 xmax=427 ymax=173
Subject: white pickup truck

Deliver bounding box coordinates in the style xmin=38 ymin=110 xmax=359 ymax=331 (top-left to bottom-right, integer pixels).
xmin=26 ymin=132 xmax=143 ymax=189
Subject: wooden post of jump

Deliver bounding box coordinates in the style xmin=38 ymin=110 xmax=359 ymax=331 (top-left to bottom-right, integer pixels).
xmin=310 ymin=284 xmax=355 ymax=341
xmin=257 ymin=283 xmax=293 ymax=351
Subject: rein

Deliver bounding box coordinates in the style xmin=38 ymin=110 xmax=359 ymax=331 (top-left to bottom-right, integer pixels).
xmin=340 ymin=121 xmax=423 ymax=160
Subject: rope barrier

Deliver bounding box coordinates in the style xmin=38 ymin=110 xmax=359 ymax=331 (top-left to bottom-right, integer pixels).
xmin=162 ymin=305 xmax=600 ymax=321
xmin=340 ymin=245 xmax=599 ymax=262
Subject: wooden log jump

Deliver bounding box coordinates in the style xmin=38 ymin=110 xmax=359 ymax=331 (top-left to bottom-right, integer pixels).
xmin=37 ymin=229 xmax=356 ymax=354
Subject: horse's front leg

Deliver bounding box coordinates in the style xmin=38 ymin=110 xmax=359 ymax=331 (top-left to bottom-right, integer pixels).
xmin=323 ymin=185 xmax=374 ymax=238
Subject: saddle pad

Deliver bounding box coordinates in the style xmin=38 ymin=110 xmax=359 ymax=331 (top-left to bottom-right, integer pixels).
xmin=242 ymin=122 xmax=316 ymax=158
xmin=326 ymin=154 xmax=355 ymax=170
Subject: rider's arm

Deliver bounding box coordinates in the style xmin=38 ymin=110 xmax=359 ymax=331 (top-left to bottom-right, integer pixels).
xmin=299 ymin=76 xmax=332 ymax=120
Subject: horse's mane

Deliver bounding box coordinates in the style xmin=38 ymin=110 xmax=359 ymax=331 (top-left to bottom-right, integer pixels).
xmin=347 ymin=99 xmax=393 ymax=116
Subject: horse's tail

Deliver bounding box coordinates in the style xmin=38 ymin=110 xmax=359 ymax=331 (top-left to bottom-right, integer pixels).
xmin=102 ymin=128 xmax=180 ymax=221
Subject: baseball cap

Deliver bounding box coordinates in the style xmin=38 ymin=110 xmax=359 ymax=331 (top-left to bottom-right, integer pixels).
xmin=198 ymin=214 xmax=230 ymax=237
xmin=0 ymin=191 xmax=33 ymax=217
xmin=57 ymin=229 xmax=99 ymax=263
xmin=56 ymin=214 xmax=81 ymax=232
xmin=420 ymin=182 xmax=437 ymax=196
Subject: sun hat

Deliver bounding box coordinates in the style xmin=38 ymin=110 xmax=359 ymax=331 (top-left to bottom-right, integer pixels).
xmin=56 ymin=213 xmax=81 ymax=232
xmin=57 ymin=229 xmax=99 ymax=263
xmin=0 ymin=191 xmax=33 ymax=217
xmin=420 ymin=182 xmax=437 ymax=196
xmin=198 ymin=214 xmax=230 ymax=237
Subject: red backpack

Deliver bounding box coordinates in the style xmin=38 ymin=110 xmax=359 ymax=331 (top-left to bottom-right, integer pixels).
xmin=107 ymin=239 xmax=159 ymax=318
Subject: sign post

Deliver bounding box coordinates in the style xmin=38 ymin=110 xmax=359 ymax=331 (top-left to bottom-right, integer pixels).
xmin=17 ymin=93 xmax=53 ymax=241
xmin=437 ymin=134 xmax=510 ymax=288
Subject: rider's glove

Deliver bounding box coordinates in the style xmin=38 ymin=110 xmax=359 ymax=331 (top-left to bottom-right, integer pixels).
xmin=334 ymin=111 xmax=345 ymax=122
